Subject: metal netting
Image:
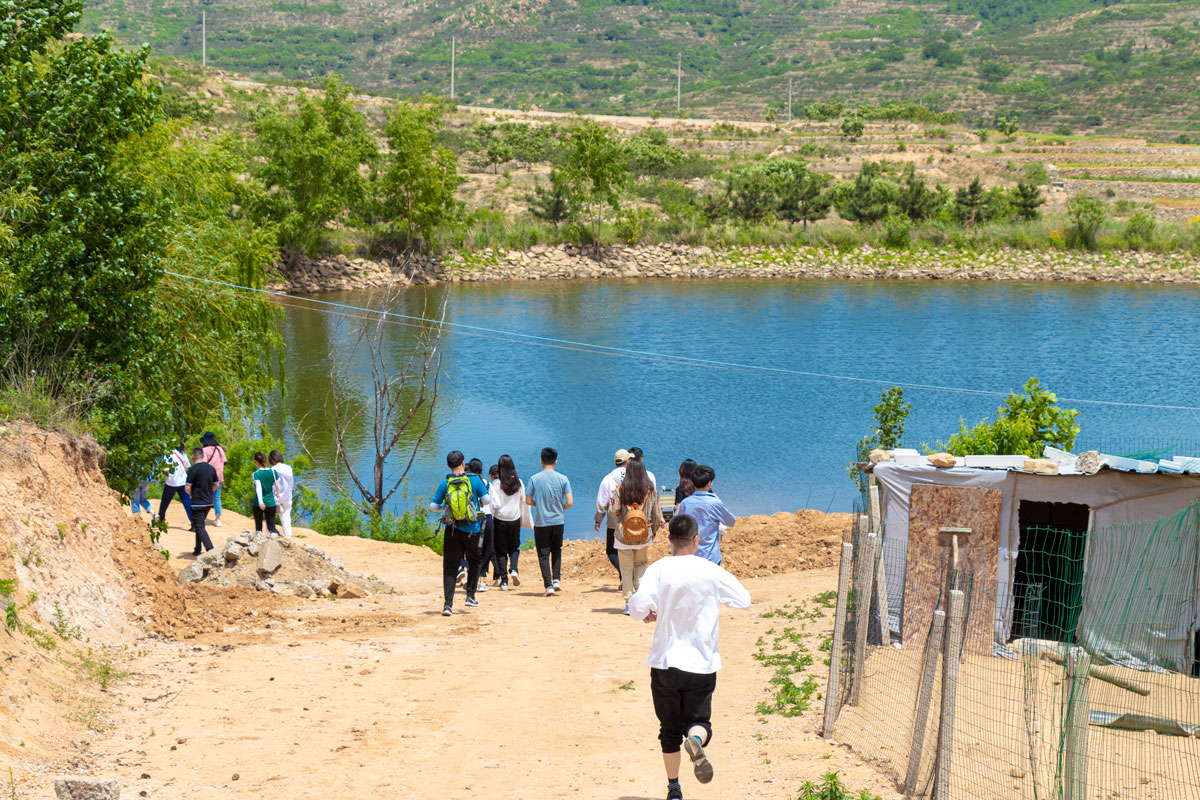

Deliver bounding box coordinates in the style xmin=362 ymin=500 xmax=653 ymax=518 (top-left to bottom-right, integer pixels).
xmin=824 ymin=496 xmax=1200 ymax=800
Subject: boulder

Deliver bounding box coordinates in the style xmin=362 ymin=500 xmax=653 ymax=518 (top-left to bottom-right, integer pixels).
xmin=1023 ymin=458 xmax=1059 ymax=475
xmin=928 ymin=452 xmax=957 ymax=468
xmin=868 ymin=448 xmax=893 ymax=464
xmin=197 ymin=550 xmax=223 ymax=568
xmin=177 ymin=563 xmax=205 ymax=585
xmin=337 ymin=583 xmax=366 ymax=600
xmin=293 ymin=583 xmax=315 ymax=599
xmin=54 ymin=777 xmax=120 ymax=800
xmin=222 ymin=542 xmax=244 ymax=563
xmin=1076 ymin=450 xmax=1100 ymax=474
xmin=258 ymin=540 xmax=282 ymax=575
xmin=310 ymin=579 xmax=332 ymax=597
xmin=234 ymin=531 xmax=252 ymax=546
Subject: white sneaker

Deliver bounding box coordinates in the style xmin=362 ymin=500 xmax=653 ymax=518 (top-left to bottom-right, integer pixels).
xmin=455 ymin=568 xmax=467 ymax=586
xmin=552 ymin=580 xmax=562 ymax=593
xmin=214 ymin=518 xmax=223 ymax=527
xmin=510 ymin=571 xmax=520 ymax=587
xmin=476 ymin=581 xmax=488 ymax=593
xmin=544 ymin=586 xmax=556 ymax=597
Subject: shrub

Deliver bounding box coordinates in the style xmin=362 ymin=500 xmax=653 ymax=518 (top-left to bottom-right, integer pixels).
xmin=883 ymin=213 xmax=911 ymax=249
xmin=1067 ymin=194 xmax=1107 ymax=249
xmin=936 ymin=378 xmax=1079 ymax=457
xmin=1123 ymin=211 xmax=1157 ymax=249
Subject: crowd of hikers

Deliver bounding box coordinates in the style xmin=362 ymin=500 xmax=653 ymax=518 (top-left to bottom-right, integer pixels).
xmin=429 ymin=445 xmax=748 ymax=800
xmin=133 ymin=432 xmax=296 ymax=557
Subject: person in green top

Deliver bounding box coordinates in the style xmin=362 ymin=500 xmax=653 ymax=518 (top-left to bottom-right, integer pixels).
xmin=252 ymin=451 xmax=280 ymax=535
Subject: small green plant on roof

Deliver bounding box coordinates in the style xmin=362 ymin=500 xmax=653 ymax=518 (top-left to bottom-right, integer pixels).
xmin=797 ymin=771 xmax=881 ymax=800
xmin=935 ymin=377 xmax=1080 ymax=458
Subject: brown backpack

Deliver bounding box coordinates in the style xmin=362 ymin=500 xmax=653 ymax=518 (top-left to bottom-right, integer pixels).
xmin=617 ymin=488 xmax=652 ymax=546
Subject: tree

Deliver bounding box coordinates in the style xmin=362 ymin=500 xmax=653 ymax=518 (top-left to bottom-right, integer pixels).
xmin=247 ymin=76 xmax=377 ymax=265
xmin=938 ymin=378 xmax=1079 ymax=458
xmin=996 ymin=113 xmax=1020 ymax=137
xmin=1067 ymin=194 xmax=1107 ymax=249
xmin=729 ymin=164 xmax=776 ymax=222
xmin=321 ymin=285 xmax=443 ymax=515
xmin=834 ymin=163 xmax=898 ymax=224
xmin=848 ymin=387 xmax=911 ymax=495
xmin=953 ymin=178 xmax=987 ymax=225
xmin=773 ymin=162 xmax=831 ymax=227
xmin=373 ymin=100 xmax=459 ymax=248
xmin=840 ymin=113 xmax=865 ymax=140
xmin=526 ymin=169 xmax=574 ymax=229
xmin=1010 ymin=182 xmax=1045 ymax=221
xmin=562 ymin=120 xmax=628 ymax=250
xmin=896 ymin=163 xmax=937 ymax=221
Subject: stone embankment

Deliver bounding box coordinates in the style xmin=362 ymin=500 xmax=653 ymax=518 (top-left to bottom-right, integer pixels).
xmin=270 ymin=244 xmax=1200 ymax=294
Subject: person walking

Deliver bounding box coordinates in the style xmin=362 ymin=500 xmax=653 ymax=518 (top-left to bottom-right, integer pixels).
xmin=467 ymin=458 xmax=493 ymax=594
xmin=526 ymin=447 xmax=573 ymax=597
xmin=251 ymin=451 xmax=280 ymax=535
xmin=131 ymin=479 xmax=153 ymax=517
xmin=487 ymin=455 xmax=525 ymax=591
xmin=157 ymin=442 xmax=193 ymax=530
xmin=674 ymin=458 xmax=697 ymax=509
xmin=674 ymin=465 xmax=735 ymax=565
xmin=185 ymin=447 xmax=219 ymax=556
xmin=628 ymin=513 xmax=752 ymax=800
xmin=430 ymin=450 xmax=490 ymax=616
xmin=604 ymin=458 xmax=665 ymax=615
xmin=594 ymin=448 xmax=632 ymax=581
xmin=268 ymin=450 xmax=294 ymax=538
xmin=199 ymin=432 xmax=227 ymax=528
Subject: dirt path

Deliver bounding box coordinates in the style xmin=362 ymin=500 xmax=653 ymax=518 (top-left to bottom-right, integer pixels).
xmin=86 ymin=508 xmax=900 ymax=800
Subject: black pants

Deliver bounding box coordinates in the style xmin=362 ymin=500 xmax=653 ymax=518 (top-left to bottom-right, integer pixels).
xmin=478 ymin=514 xmax=495 ymax=579
xmin=158 ymin=484 xmax=192 ymax=526
xmin=191 ymin=505 xmax=215 ymax=554
xmin=443 ymin=525 xmax=482 ymax=607
xmin=493 ymin=517 xmax=521 ymax=578
xmin=252 ymin=505 xmax=278 ymax=534
xmin=605 ymin=528 xmax=622 ymax=578
xmin=651 ymin=667 xmax=716 ymax=754
xmin=534 ymin=524 xmax=564 ymax=588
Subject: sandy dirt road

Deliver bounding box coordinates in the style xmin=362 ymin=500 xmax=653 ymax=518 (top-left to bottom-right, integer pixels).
xmin=88 ymin=508 xmax=900 ymax=800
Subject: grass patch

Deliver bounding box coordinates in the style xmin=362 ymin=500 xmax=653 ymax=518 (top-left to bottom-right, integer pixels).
xmin=753 ymin=599 xmax=825 ymax=717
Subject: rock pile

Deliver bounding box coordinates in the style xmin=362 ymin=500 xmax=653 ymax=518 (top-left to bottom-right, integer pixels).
xmin=177 ymin=531 xmax=386 ymax=600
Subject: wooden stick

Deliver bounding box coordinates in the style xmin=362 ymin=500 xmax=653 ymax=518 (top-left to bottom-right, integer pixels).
xmin=868 ymin=477 xmax=881 ymax=532
xmin=904 ymin=609 xmax=945 ymax=795
xmin=1062 ymin=647 xmax=1091 ymax=800
xmin=1039 ymin=650 xmax=1150 ymax=696
xmin=874 ymin=536 xmax=890 ymax=645
xmin=935 ymin=589 xmax=966 ymax=800
xmin=850 ymin=533 xmax=878 ymax=706
xmin=822 ymin=542 xmax=854 ymax=739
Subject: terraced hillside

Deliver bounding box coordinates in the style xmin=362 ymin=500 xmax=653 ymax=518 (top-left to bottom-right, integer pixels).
xmin=83 ymin=0 xmax=1200 ymax=136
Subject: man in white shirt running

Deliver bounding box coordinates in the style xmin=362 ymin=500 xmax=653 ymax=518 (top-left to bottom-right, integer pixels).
xmin=628 ymin=513 xmax=751 ymax=800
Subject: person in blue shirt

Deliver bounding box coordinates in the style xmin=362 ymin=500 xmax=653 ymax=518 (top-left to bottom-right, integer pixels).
xmin=430 ymin=450 xmax=490 ymax=616
xmin=674 ymin=464 xmax=735 ymax=565
xmin=525 ymin=446 xmax=574 ymax=596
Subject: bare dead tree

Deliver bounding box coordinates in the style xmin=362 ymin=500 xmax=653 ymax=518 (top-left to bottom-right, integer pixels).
xmin=322 ymin=285 xmax=444 ymax=515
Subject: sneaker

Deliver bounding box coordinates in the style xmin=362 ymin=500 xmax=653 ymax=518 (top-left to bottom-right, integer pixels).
xmin=499 ymin=582 xmax=509 ymax=591
xmin=684 ymin=737 xmax=713 ymax=784
xmin=441 ymin=605 xmax=452 ymax=616
xmin=623 ymin=602 xmax=630 ymax=616
xmin=493 ymin=577 xmax=502 ymax=587
xmin=509 ymin=570 xmax=520 ymax=587
xmin=476 ymin=581 xmax=488 ymax=593
xmin=465 ymin=596 xmax=479 ymax=608
xmin=544 ymin=586 xmax=556 ymax=597
xmin=456 ymin=568 xmax=467 ymax=586
xmin=552 ymin=580 xmax=562 ymax=593
xmin=667 ymin=783 xmax=684 ymax=800
xmin=214 ymin=518 xmax=222 ymax=527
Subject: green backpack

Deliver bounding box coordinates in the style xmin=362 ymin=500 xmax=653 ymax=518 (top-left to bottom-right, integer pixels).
xmin=444 ymin=473 xmax=478 ymax=526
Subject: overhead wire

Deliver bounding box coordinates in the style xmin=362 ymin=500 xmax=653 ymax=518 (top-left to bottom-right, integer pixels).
xmin=161 ymin=270 xmax=1200 ymax=413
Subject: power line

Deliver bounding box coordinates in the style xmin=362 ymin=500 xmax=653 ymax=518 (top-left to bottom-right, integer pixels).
xmin=161 ymin=271 xmax=1200 ymax=413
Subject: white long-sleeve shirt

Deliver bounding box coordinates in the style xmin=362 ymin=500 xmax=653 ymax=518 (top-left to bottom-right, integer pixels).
xmin=628 ymin=554 xmax=751 ymax=674
xmin=272 ymin=463 xmax=294 ymax=504
xmin=487 ymin=479 xmax=525 ymax=522
xmin=595 ymin=466 xmax=657 ymax=529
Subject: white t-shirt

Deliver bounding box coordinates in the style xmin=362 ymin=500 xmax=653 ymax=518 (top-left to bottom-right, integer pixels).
xmin=596 ymin=466 xmax=657 ymax=526
xmin=272 ymin=463 xmax=294 ymax=504
xmin=487 ymin=478 xmax=525 ymax=522
xmin=628 ymin=554 xmax=751 ymax=674
xmin=165 ymin=450 xmax=190 ymax=487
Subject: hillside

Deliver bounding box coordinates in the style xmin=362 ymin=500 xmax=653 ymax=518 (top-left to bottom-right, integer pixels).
xmin=82 ymin=0 xmax=1200 ymax=137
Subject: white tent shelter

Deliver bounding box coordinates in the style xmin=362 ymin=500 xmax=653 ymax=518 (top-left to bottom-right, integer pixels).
xmin=872 ymin=458 xmax=1200 ymax=648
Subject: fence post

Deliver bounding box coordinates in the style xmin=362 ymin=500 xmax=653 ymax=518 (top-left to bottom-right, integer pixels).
xmin=850 ymin=532 xmax=878 ymax=706
xmin=868 ymin=476 xmax=881 ymax=531
xmin=822 ymin=541 xmax=854 ymax=739
xmin=1062 ymin=646 xmax=1091 ymax=800
xmin=935 ymin=589 xmax=966 ymax=800
xmin=904 ymin=609 xmax=945 ymax=796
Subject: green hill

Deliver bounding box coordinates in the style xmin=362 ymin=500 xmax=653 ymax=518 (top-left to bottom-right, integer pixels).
xmin=82 ymin=0 xmax=1200 ymax=137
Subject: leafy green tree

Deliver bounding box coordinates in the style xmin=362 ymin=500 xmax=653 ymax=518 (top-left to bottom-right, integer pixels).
xmin=996 ymin=113 xmax=1020 ymax=137
xmin=834 ymin=163 xmax=898 ymax=224
xmin=937 ymin=378 xmax=1079 ymax=458
xmin=624 ymin=129 xmax=684 ymax=176
xmin=772 ymin=161 xmax=831 ymax=227
xmin=562 ymin=120 xmax=628 ymax=248
xmin=840 ymin=113 xmax=865 ymax=140
xmin=848 ymin=387 xmax=911 ymax=495
xmin=373 ymin=100 xmax=459 ymax=247
xmin=953 ymin=178 xmax=987 ymax=225
xmin=1010 ymin=182 xmax=1045 ymax=221
xmin=526 ymin=169 xmax=574 ymax=229
xmin=1067 ymin=194 xmax=1107 ymax=249
xmin=729 ymin=164 xmax=776 ymax=222
xmin=247 ymin=75 xmax=377 ymax=264
xmin=485 ymin=137 xmax=514 ymax=173
xmin=896 ymin=163 xmax=937 ymax=221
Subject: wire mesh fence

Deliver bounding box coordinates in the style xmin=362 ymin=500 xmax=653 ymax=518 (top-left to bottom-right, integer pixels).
xmin=824 ymin=493 xmax=1200 ymax=800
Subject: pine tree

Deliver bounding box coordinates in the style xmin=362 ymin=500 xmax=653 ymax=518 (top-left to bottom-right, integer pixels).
xmin=1010 ymin=181 xmax=1045 ymax=221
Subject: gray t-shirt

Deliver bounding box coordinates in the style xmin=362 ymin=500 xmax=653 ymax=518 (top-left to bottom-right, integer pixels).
xmin=526 ymin=469 xmax=572 ymax=526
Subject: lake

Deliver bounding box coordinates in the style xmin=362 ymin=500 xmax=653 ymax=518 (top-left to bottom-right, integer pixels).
xmin=267 ymin=278 xmax=1200 ymax=537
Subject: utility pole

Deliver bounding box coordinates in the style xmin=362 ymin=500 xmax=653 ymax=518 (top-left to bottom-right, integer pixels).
xmin=676 ymin=51 xmax=681 ymax=112
xmin=788 ymin=76 xmax=792 ymax=122
xmin=450 ymin=37 xmax=456 ymax=100
xmin=202 ymin=9 xmax=207 ymax=68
